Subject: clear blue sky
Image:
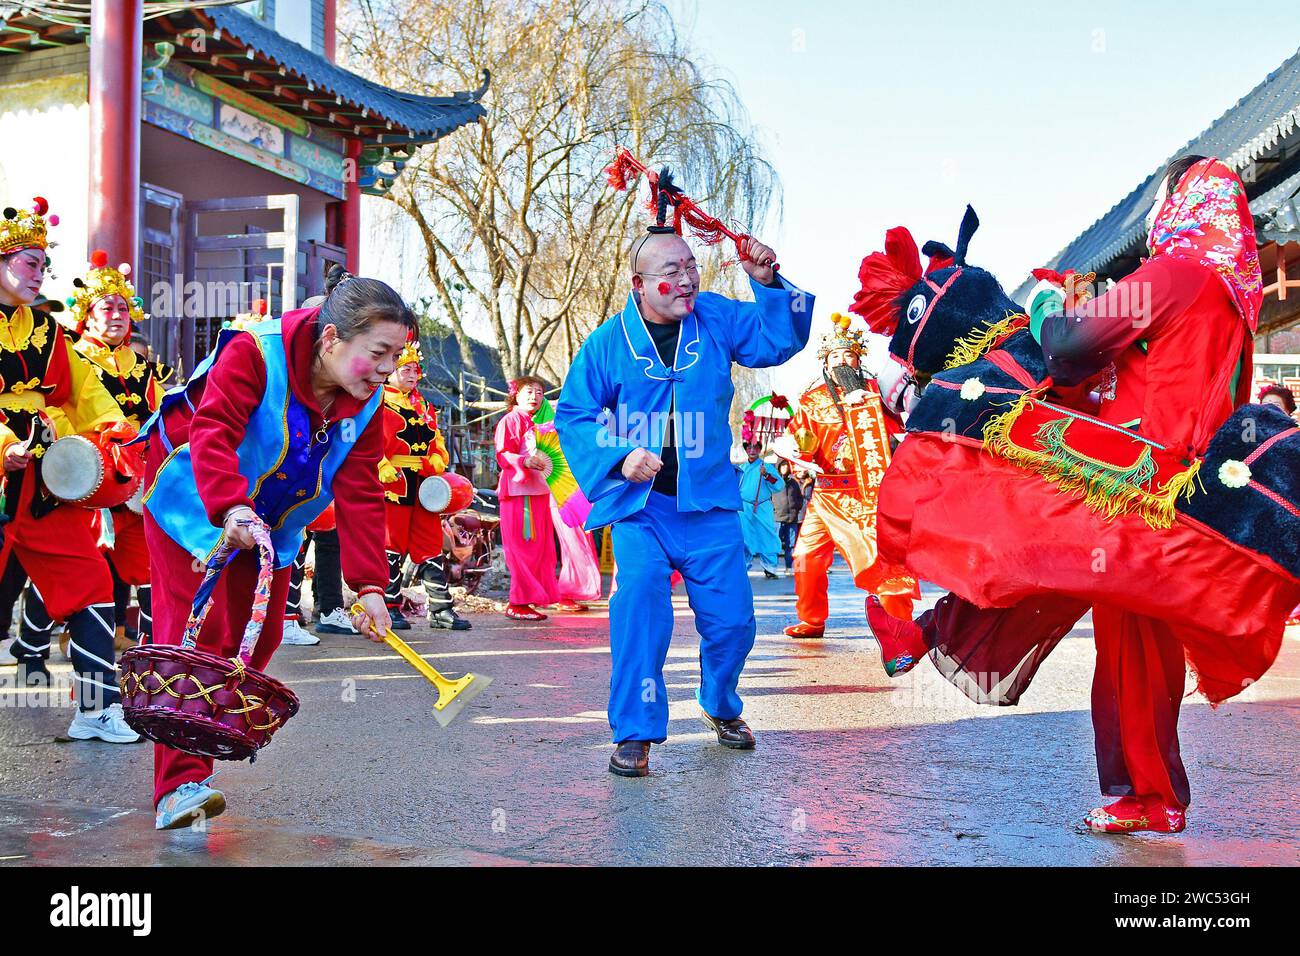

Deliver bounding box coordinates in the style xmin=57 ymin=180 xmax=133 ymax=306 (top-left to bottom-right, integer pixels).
xmin=664 ymin=1 xmax=1300 ymax=391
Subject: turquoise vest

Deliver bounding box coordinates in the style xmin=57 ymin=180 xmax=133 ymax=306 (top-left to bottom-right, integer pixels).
xmin=141 ymin=320 xmax=382 ymax=568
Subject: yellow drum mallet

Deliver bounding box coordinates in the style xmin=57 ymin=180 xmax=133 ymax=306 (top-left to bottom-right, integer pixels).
xmin=351 ymin=603 xmax=493 ymax=727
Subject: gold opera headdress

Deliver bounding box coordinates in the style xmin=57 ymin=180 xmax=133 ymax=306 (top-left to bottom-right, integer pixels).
xmin=65 ymin=249 xmax=146 ymax=332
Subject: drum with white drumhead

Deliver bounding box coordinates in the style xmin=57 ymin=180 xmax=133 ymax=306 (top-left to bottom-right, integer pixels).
xmin=417 ymin=472 xmax=475 ymax=515
xmin=41 ymin=434 xmax=141 ymax=510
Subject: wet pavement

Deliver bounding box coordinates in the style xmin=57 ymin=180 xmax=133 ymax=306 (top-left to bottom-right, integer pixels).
xmin=1 ymin=562 xmax=1296 ymax=866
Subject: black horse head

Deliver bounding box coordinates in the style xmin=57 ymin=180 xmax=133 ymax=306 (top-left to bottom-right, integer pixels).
xmin=889 ymin=267 xmax=1023 ymax=380
xmin=883 ymin=206 xmax=1022 ymax=381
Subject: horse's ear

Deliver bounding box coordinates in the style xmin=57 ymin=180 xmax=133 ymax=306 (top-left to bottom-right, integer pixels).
xmin=954 ymin=205 xmax=979 ymax=265
xmin=921 ymin=241 xmax=954 ymax=260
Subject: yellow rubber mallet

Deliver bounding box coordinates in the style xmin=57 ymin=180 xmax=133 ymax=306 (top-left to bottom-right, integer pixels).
xmin=351 ymin=603 xmax=493 ymax=727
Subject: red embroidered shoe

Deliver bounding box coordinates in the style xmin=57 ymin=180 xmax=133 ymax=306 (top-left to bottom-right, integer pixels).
xmin=865 ymin=595 xmax=927 ymax=677
xmin=505 ymin=604 xmax=547 ymax=621
xmin=783 ymin=622 xmax=825 ymax=639
xmin=1084 ymin=797 xmax=1187 ymax=834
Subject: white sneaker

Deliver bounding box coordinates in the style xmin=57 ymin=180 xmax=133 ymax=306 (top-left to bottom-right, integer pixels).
xmin=280 ymin=619 xmax=320 ymax=646
xmin=66 ymin=703 xmax=141 ymax=744
xmin=315 ymin=608 xmax=357 ymax=635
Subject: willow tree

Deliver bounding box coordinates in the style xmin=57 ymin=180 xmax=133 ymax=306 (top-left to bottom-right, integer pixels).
xmin=341 ymin=0 xmax=780 ymax=382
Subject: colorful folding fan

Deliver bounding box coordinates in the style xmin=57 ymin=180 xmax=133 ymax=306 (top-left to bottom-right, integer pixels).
xmin=529 ymin=400 xmax=591 ymax=527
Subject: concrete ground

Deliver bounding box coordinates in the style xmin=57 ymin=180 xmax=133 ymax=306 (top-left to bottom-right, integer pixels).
xmin=0 ymin=561 xmax=1296 ymax=866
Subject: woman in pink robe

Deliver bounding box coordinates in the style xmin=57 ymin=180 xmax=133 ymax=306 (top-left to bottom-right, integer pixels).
xmin=495 ymin=377 xmax=559 ymax=620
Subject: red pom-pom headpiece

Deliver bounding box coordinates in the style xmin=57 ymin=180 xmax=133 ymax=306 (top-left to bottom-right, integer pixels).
xmin=605 ymin=147 xmax=775 ymax=270
xmin=849 ymin=227 xmax=924 ymax=335
xmin=89 ymin=248 xmax=109 ymax=268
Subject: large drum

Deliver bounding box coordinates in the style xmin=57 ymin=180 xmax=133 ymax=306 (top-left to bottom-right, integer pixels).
xmin=417 ymin=472 xmax=475 ymax=514
xmin=41 ymin=434 xmax=142 ymax=510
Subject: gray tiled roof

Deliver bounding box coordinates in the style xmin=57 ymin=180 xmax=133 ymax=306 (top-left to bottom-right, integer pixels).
xmin=1013 ymin=45 xmax=1300 ymax=300
xmin=207 ymin=8 xmax=486 ymax=140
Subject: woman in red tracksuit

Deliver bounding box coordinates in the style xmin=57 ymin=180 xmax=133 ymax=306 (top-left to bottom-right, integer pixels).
xmin=141 ymin=267 xmax=414 ymax=829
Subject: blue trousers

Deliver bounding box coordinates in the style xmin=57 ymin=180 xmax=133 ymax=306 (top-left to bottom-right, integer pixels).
xmin=608 ymin=492 xmax=756 ymax=743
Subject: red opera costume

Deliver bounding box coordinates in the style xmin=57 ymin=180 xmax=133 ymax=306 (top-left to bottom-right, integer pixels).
xmin=495 ymin=403 xmax=559 ymax=612
xmin=69 ymin=253 xmax=174 ymax=596
xmin=1035 ymin=160 xmax=1260 ymax=828
xmin=861 ymin=160 xmax=1278 ymax=833
xmin=382 ymin=366 xmax=449 ymax=566
xmin=0 ymin=309 xmax=123 ymax=616
xmin=786 ymin=387 xmax=917 ymax=624
xmin=0 ymin=203 xmax=137 ymax=723
xmin=378 ymin=341 xmax=469 ymax=629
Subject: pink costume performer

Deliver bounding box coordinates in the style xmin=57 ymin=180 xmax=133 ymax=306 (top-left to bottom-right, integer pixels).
xmin=495 ymin=404 xmax=559 ymax=616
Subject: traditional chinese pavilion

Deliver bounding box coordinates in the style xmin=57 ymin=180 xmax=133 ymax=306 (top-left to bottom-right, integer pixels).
xmin=0 ymin=1 xmax=485 ymax=371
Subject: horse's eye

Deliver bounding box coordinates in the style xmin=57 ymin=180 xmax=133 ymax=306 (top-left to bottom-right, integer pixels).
xmin=905 ymin=293 xmax=928 ymax=324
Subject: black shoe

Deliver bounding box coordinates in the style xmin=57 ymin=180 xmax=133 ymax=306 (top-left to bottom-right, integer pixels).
xmin=700 ymin=711 xmax=756 ymax=749
xmin=14 ymin=660 xmax=51 ymax=688
xmin=429 ymin=608 xmax=471 ymax=631
xmin=608 ymin=740 xmax=651 ymax=777
xmin=388 ymin=607 xmax=412 ymax=631
xmin=763 ymin=569 xmax=778 ymax=579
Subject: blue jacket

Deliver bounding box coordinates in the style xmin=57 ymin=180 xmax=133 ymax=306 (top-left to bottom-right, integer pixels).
xmin=555 ymin=275 xmax=813 ymax=530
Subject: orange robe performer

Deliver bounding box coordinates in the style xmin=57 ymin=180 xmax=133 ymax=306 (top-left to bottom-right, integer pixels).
xmin=774 ymin=313 xmax=918 ymax=652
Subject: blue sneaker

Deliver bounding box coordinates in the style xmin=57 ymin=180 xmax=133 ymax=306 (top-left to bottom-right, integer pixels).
xmin=155 ymin=775 xmax=226 ymax=831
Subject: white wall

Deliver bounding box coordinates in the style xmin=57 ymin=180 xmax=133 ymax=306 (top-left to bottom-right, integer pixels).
xmin=0 ymin=74 xmax=90 ymax=302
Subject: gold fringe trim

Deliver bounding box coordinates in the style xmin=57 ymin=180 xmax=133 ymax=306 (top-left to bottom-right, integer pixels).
xmin=942 ymin=310 xmax=1029 ymax=371
xmin=982 ymin=394 xmax=1200 ymax=530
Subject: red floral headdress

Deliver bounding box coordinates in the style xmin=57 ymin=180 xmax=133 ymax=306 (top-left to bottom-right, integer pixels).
xmin=1147 ymin=157 xmax=1261 ymax=332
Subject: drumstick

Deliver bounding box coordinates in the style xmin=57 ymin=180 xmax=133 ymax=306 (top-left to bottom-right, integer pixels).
xmin=15 ymin=411 xmax=54 ymax=458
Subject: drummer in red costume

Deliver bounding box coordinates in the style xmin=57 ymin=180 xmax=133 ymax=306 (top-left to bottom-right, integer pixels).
xmin=0 ymin=198 xmax=139 ymax=744
xmin=67 ymin=252 xmax=173 ymax=650
xmin=379 ymin=340 xmax=470 ymax=631
xmin=140 ymin=266 xmax=409 ymax=829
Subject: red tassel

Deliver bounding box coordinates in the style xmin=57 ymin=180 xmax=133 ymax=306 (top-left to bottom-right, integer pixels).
xmin=605 ymin=153 xmax=631 ymax=190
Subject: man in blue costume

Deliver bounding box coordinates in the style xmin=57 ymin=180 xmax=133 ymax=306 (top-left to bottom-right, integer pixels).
xmin=736 ymin=439 xmax=782 ymax=578
xmin=555 ymin=224 xmax=813 ymax=777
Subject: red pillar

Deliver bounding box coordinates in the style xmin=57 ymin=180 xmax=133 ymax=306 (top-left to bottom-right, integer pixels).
xmin=323 ymin=0 xmax=337 ymax=62
xmin=88 ymin=0 xmax=143 ymax=266
xmin=344 ymin=139 xmax=362 ymax=272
